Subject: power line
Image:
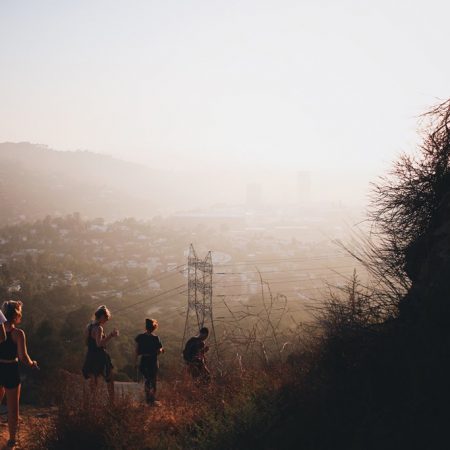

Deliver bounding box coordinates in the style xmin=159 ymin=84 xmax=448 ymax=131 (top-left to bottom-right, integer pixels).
xmin=101 ymin=257 xmax=361 ymax=326
xmin=214 ymin=254 xmax=349 ymax=267
xmin=215 ymin=263 xmax=362 ymax=275
xmin=214 ymin=286 xmax=326 ymax=297
xmin=113 ymin=284 xmax=187 ymax=314
xmin=213 ymin=267 xmax=362 ymax=285
xmin=82 ymin=263 xmax=186 ymax=310
xmin=119 ymin=290 xmax=188 ymax=318
xmin=125 ymin=281 xmax=324 ymax=319
xmin=128 ymin=281 xmax=337 ymax=325
xmin=43 ymin=264 xmax=186 ymax=319
xmin=213 ymin=277 xmax=352 ymax=289
xmin=126 ymin=269 xmax=350 ymax=320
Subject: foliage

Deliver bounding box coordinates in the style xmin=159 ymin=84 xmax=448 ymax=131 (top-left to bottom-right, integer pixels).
xmin=370 ymin=99 xmax=450 ymax=279
xmin=28 ymin=369 xmax=282 ymax=450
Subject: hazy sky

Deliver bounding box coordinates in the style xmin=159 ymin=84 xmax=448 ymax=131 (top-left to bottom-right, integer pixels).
xmin=1 ymin=0 xmax=449 ymax=174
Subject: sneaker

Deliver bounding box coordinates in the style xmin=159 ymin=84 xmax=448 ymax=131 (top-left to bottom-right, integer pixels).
xmin=147 ymin=400 xmax=162 ymax=407
xmin=6 ymin=439 xmax=17 ymax=448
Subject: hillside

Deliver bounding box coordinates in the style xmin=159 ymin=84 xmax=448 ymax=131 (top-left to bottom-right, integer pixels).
xmin=0 ymin=142 xmax=175 ymax=224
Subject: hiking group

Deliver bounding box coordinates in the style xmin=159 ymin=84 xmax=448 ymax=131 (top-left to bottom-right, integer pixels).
xmin=81 ymin=305 xmax=211 ymax=405
xmin=0 ymin=301 xmax=211 ymax=449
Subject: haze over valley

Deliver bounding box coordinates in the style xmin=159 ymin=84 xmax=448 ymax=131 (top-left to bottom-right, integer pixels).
xmin=1 ymin=1 xmax=450 ymax=448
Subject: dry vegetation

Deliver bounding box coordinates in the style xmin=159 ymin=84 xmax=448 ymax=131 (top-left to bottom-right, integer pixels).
xmin=25 ymin=367 xmax=283 ymax=450
xmin=11 ymin=98 xmax=450 ymax=450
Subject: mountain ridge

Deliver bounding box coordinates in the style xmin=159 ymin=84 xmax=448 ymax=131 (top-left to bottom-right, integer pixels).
xmin=0 ymin=142 xmax=173 ymax=224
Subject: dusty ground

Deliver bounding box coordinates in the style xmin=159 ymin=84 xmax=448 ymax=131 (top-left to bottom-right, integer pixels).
xmin=0 ymin=405 xmax=55 ymax=449
xmin=0 ymin=381 xmax=165 ymax=449
xmin=114 ymin=381 xmax=143 ymax=400
xmin=0 ymin=377 xmax=201 ymax=449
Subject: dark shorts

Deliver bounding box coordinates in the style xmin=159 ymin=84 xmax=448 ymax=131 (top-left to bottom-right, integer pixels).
xmin=0 ymin=362 xmax=20 ymax=389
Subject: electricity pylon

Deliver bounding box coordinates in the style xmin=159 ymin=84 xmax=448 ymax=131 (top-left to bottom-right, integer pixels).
xmin=181 ymin=244 xmax=219 ymax=363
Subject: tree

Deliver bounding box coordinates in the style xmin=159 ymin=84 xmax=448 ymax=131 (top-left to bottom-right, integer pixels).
xmin=370 ymin=99 xmax=450 ymax=283
xmin=338 ymin=99 xmax=450 ymax=317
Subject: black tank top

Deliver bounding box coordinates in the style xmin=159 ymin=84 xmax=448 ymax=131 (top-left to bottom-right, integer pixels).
xmin=0 ymin=331 xmax=18 ymax=360
xmin=86 ymin=324 xmax=105 ymax=353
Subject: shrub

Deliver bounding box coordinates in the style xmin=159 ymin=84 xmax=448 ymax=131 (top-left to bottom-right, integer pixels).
xmin=28 ymin=368 xmax=284 ymax=450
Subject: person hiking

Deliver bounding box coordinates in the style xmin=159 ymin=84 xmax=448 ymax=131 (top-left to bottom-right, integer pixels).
xmin=0 ymin=301 xmax=39 ymax=449
xmin=134 ymin=318 xmax=164 ymax=405
xmin=82 ymin=305 xmax=118 ymax=402
xmin=0 ymin=309 xmax=6 ymax=343
xmin=183 ymin=327 xmax=211 ymax=385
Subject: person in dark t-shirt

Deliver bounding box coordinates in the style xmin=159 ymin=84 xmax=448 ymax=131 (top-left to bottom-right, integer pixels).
xmin=183 ymin=327 xmax=210 ymax=385
xmin=135 ymin=318 xmax=164 ymax=405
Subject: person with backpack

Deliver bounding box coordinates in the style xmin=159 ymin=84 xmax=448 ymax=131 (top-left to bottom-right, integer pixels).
xmin=183 ymin=327 xmax=210 ymax=385
xmin=135 ymin=318 xmax=164 ymax=405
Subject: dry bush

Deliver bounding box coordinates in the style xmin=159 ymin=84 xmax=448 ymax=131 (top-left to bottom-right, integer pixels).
xmin=370 ymin=99 xmax=450 ymax=282
xmin=172 ymin=368 xmax=285 ymax=450
xmin=215 ymin=276 xmax=296 ymax=374
xmin=335 ymin=230 xmax=407 ymax=319
xmin=312 ymin=270 xmax=393 ymax=338
xmin=28 ymin=378 xmax=153 ymax=449
xmin=325 ymin=100 xmax=450 ymax=323
xmin=26 ymin=365 xmax=281 ymax=450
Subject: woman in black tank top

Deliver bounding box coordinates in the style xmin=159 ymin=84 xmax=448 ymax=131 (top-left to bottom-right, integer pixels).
xmin=82 ymin=305 xmax=119 ymax=402
xmin=0 ymin=301 xmax=38 ymax=448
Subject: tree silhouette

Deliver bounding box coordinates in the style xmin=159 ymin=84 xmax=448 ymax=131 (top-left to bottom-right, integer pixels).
xmin=371 ymin=99 xmax=450 ymax=283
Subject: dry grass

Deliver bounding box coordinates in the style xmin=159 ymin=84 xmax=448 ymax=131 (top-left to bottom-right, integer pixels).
xmin=25 ymin=367 xmax=281 ymax=450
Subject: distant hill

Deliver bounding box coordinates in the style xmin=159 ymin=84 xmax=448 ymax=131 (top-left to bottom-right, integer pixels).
xmin=0 ymin=142 xmax=178 ymax=224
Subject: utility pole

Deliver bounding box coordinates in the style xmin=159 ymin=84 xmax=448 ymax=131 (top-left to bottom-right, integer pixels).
xmin=182 ymin=244 xmax=219 ymax=363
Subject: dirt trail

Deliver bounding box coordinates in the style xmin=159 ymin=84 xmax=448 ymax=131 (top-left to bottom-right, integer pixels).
xmin=0 ymin=380 xmax=195 ymax=449
xmin=0 ymin=405 xmax=55 ymax=449
xmin=0 ymin=382 xmax=156 ymax=449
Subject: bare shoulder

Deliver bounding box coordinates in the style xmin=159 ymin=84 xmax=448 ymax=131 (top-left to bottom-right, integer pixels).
xmin=11 ymin=328 xmax=25 ymax=342
xmin=92 ymin=324 xmax=103 ymax=335
xmin=87 ymin=323 xmax=101 ymax=333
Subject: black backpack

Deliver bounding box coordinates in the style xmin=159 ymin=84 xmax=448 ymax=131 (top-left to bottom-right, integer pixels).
xmin=183 ymin=337 xmax=198 ymax=362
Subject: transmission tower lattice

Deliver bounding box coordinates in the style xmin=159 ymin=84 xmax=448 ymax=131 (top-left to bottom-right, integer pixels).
xmin=181 ymin=244 xmax=220 ymax=363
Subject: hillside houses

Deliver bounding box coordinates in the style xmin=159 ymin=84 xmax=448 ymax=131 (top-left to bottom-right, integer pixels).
xmin=0 ymin=214 xmax=357 ymax=309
